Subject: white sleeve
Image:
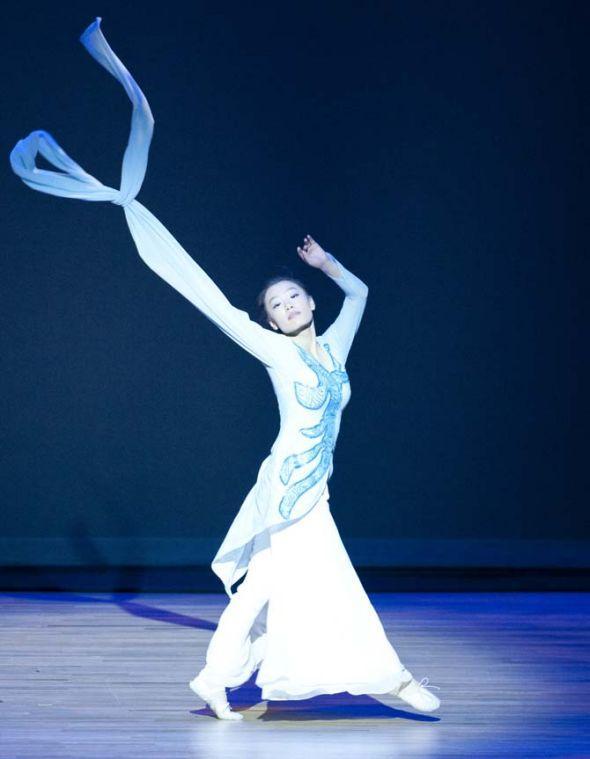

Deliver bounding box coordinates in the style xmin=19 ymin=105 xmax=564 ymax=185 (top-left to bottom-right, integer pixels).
xmin=125 ymin=200 xmax=284 ymax=368
xmin=8 ymin=17 xmax=283 ymax=369
xmin=321 ymin=252 xmax=369 ymax=365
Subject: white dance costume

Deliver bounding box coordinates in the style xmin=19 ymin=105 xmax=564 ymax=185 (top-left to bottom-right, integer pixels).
xmin=10 ymin=18 xmax=414 ymax=701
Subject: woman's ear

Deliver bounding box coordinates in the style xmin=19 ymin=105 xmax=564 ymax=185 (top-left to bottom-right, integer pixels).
xmin=308 ymin=295 xmax=316 ymax=312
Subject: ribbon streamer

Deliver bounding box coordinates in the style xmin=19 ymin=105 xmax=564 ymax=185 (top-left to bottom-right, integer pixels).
xmin=10 ymin=17 xmax=153 ymax=208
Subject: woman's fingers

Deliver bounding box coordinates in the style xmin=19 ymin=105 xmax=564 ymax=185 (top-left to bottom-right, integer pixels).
xmin=297 ymin=235 xmax=316 ymax=257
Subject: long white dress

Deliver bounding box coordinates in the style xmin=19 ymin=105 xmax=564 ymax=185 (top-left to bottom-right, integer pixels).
xmin=10 ymin=17 xmax=414 ymax=700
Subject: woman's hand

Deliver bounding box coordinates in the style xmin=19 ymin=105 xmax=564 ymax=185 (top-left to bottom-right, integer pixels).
xmin=297 ymin=235 xmax=341 ymax=278
xmin=297 ymin=235 xmax=329 ymax=269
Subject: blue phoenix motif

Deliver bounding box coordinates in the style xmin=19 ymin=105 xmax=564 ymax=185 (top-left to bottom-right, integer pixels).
xmin=278 ymin=343 xmax=349 ymax=519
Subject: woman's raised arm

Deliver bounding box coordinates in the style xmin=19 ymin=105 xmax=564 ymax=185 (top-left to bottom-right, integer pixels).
xmin=297 ymin=238 xmax=369 ymax=365
xmin=124 ymin=200 xmax=284 ymax=367
xmin=9 ymin=17 xmax=283 ymax=369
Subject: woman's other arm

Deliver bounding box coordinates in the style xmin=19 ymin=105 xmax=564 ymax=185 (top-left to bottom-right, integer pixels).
xmin=296 ymin=237 xmax=368 ymax=365
xmin=320 ymin=251 xmax=369 ymax=365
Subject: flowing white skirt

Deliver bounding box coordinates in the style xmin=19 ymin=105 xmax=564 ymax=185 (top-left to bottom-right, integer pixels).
xmin=248 ymin=486 xmax=413 ymax=701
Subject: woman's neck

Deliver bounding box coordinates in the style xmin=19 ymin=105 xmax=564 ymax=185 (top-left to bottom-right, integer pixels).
xmin=289 ymin=322 xmax=319 ymax=356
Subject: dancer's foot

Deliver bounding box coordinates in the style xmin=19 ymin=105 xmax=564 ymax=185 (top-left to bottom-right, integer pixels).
xmin=391 ymin=677 xmax=441 ymax=712
xmin=189 ymin=674 xmax=244 ymax=720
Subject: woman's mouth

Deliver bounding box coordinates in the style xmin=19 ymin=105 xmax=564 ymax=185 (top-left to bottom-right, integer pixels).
xmin=288 ymin=311 xmax=300 ymax=320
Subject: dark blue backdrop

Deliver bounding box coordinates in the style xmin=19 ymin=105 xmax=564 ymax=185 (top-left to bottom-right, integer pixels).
xmin=1 ymin=0 xmax=587 ymax=568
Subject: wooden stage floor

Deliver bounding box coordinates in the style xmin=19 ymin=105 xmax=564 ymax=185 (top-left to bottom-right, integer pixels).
xmin=1 ymin=591 xmax=588 ymax=758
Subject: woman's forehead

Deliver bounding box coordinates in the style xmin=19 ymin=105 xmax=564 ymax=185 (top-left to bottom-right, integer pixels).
xmin=265 ymin=281 xmax=301 ymax=302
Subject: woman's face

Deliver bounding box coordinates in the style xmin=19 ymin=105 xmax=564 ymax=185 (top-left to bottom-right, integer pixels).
xmin=264 ymin=280 xmax=315 ymax=335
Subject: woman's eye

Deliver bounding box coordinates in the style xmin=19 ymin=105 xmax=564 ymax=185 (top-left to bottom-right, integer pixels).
xmin=291 ymin=293 xmax=299 ymax=298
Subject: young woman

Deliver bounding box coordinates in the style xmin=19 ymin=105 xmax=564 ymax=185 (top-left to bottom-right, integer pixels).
xmin=10 ymin=17 xmax=441 ymax=721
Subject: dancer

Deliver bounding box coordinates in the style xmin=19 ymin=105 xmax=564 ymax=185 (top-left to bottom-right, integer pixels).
xmin=10 ymin=18 xmax=441 ymax=720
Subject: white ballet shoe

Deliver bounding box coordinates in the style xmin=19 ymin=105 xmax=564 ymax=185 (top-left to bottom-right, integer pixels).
xmin=189 ymin=675 xmax=244 ymax=720
xmin=391 ymin=676 xmax=441 ymax=712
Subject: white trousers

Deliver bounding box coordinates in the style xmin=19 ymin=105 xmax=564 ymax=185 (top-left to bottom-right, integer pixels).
xmin=197 ymin=542 xmax=273 ymax=690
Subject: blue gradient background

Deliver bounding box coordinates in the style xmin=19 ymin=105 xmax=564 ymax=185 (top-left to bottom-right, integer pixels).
xmin=1 ymin=0 xmax=587 ymax=567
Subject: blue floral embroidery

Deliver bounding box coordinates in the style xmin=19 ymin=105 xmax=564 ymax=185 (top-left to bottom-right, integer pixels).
xmin=278 ymin=343 xmax=349 ymax=519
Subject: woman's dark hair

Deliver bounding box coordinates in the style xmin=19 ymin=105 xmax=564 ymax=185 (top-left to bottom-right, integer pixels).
xmin=255 ymin=270 xmax=312 ymax=327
